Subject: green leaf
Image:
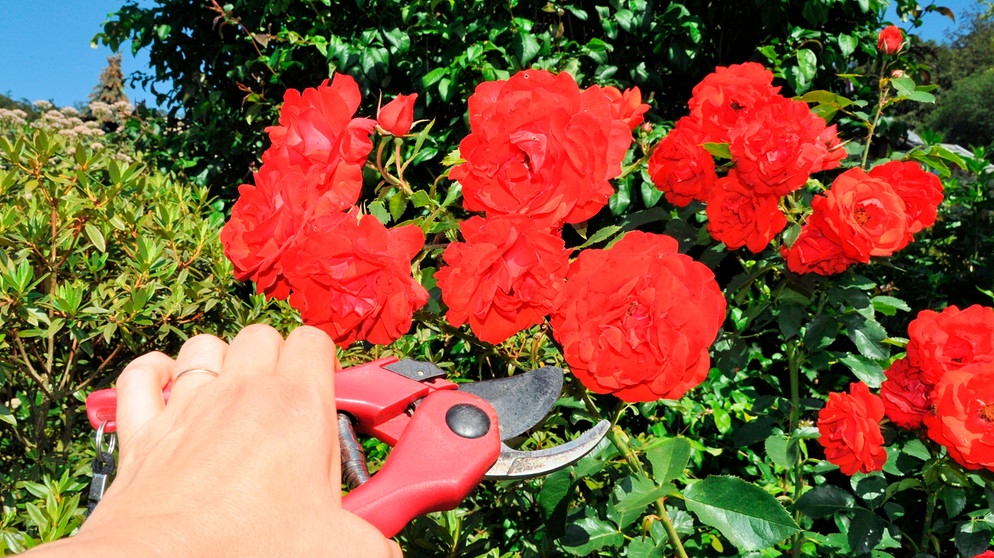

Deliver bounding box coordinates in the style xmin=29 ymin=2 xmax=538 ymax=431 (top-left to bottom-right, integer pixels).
xmin=955 ymin=520 xmax=993 ymax=557
xmin=838 ymin=33 xmax=857 ymax=57
xmin=848 ymin=508 xmax=886 ymax=554
xmin=409 ymin=190 xmax=432 ymax=209
xmin=804 ymin=314 xmax=839 ymax=351
xmin=367 ymin=200 xmax=390 ymax=225
xmin=792 ymin=48 xmax=818 ymax=93
xmin=838 ymin=353 xmax=886 ymax=388
xmin=794 ymin=485 xmax=856 ymax=518
xmin=24 ymin=502 xmax=47 ymax=530
xmin=560 ymin=515 xmax=624 ymax=555
xmin=890 ymin=76 xmax=916 ymax=94
xmin=514 ymin=31 xmax=540 ymax=66
xmin=610 ymin=475 xmax=672 ymax=528
xmin=683 ymin=476 xmax=800 ymax=551
xmin=647 ymin=437 xmax=692 ymax=484
xmin=871 ymin=295 xmax=910 ymax=317
xmin=538 ymin=468 xmax=573 ymax=520
xmin=577 ymin=225 xmax=621 ymax=249
xmin=764 ymin=433 xmax=799 ymax=469
xmin=702 ymin=142 xmax=732 ymax=159
xmin=84 ymin=223 xmax=106 ymax=252
xmin=842 ymin=314 xmax=890 ymax=361
xmin=0 ymin=404 xmax=15 ymax=426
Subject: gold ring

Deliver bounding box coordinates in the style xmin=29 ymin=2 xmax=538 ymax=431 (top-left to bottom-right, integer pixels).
xmin=174 ymin=368 xmax=219 ymax=382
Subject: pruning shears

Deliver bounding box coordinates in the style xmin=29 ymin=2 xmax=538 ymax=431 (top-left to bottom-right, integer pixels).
xmin=84 ymin=357 xmax=609 ymax=537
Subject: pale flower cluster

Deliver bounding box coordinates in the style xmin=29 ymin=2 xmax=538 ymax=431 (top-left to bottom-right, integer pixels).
xmin=0 ymin=100 xmax=137 ymax=163
xmin=0 ymin=108 xmax=29 ymax=127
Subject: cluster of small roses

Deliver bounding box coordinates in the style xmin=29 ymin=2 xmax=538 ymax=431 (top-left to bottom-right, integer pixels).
xmin=646 ymin=62 xmax=846 ymax=253
xmin=783 ymin=161 xmax=943 ymax=275
xmin=817 ymin=305 xmax=994 ymax=475
xmin=220 ymin=74 xmax=429 ymax=345
xmin=437 ymin=70 xmax=726 ymax=402
xmin=645 ymin=62 xmax=943 ymax=277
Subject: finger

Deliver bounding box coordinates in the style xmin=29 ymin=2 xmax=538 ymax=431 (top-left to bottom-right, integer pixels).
xmin=222 ymin=323 xmax=285 ymax=380
xmin=114 ymin=351 xmax=176 ymax=446
xmin=276 ymin=325 xmax=338 ymax=396
xmin=169 ymin=334 xmax=228 ymax=404
xmin=277 ymin=325 xmax=340 ymax=488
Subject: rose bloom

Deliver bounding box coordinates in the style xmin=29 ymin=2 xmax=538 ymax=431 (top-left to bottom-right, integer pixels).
xmin=450 ymin=69 xmax=641 ymax=226
xmin=923 ymin=364 xmax=994 ymax=471
xmin=377 ymin=93 xmax=418 ymax=136
xmin=221 ymin=164 xmax=332 ymax=299
xmin=816 ymin=382 xmax=887 ymax=476
xmin=728 ymin=96 xmax=842 ymax=197
xmin=974 ymin=551 xmax=994 ymax=558
xmin=263 ymin=74 xmax=377 ymax=206
xmin=647 ymin=117 xmax=717 ymax=207
xmin=687 ymin=62 xmax=781 ymax=143
xmin=280 ymin=211 xmax=428 ymax=346
xmin=589 ymin=84 xmax=650 ymax=130
xmin=436 ymin=215 xmax=569 ymax=344
xmin=868 ymin=160 xmax=943 ymax=234
xmin=550 ymin=231 xmax=726 ymax=402
xmin=877 ymin=25 xmax=904 ymax=55
xmin=808 ymin=168 xmax=910 ymax=262
xmin=705 ymin=170 xmax=787 ymax=253
xmin=879 ymin=357 xmax=932 ymax=430
xmin=907 ymin=304 xmax=994 ymax=385
xmin=783 ymin=215 xmax=859 ymax=276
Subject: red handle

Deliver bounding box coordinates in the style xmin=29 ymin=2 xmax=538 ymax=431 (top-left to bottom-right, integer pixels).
xmin=84 ymin=359 xmax=499 ymax=536
xmin=342 ymin=389 xmax=500 ymax=537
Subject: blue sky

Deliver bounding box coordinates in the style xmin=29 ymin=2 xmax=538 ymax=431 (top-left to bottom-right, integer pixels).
xmin=0 ymin=0 xmax=984 ymax=109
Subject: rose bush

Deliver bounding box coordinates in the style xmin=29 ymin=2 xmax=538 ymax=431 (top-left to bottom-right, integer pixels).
xmin=215 ymin=26 xmax=986 ymax=555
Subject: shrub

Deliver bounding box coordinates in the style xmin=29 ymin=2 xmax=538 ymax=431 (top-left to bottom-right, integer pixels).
xmin=0 ymin=112 xmax=295 ymax=551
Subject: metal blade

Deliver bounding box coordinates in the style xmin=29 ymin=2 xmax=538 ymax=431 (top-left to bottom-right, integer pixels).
xmin=484 ymin=420 xmax=610 ymax=480
xmin=458 ymin=366 xmax=564 ymax=440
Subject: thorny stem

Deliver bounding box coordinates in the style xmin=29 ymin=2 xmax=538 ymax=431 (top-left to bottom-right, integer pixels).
xmin=861 ymin=61 xmax=891 ymax=170
xmin=599 ymin=399 xmax=690 ymax=558
xmin=786 ymin=338 xmax=806 ymax=558
xmin=920 ymin=489 xmax=938 ymax=551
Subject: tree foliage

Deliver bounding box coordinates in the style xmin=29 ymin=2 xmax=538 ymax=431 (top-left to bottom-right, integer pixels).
xmin=98 ymin=0 xmax=891 ymax=199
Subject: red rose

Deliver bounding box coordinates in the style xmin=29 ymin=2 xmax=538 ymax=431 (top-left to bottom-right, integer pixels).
xmin=879 ymin=357 xmax=931 ymax=430
xmin=907 ymin=305 xmax=994 ymax=385
xmin=816 ymin=382 xmax=887 ymax=476
xmin=923 ymin=364 xmax=994 ymax=471
xmin=705 ymin=170 xmax=787 ymax=253
xmin=687 ymin=62 xmax=781 ymax=143
xmin=728 ymin=96 xmax=840 ymax=197
xmin=377 ymin=93 xmax=418 ymax=136
xmin=647 ymin=117 xmax=717 ymax=207
xmin=877 ymin=25 xmax=904 ymax=55
xmin=280 ymin=211 xmax=428 ymax=346
xmin=435 ymin=215 xmax=569 ymax=344
xmin=589 ymin=84 xmax=650 ymax=130
xmin=221 ymin=164 xmax=336 ymax=299
xmin=783 ymin=219 xmax=858 ymax=276
xmin=868 ymin=160 xmax=943 ymax=234
xmin=974 ymin=551 xmax=994 ymax=558
xmin=263 ymin=74 xmax=377 ymax=206
xmin=450 ymin=69 xmax=634 ymax=226
xmin=809 ymin=168 xmax=910 ymax=262
xmin=550 ymin=232 xmax=726 ymax=402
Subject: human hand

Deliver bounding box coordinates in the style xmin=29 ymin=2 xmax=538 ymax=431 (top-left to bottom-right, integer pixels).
xmin=29 ymin=324 xmax=402 ymax=558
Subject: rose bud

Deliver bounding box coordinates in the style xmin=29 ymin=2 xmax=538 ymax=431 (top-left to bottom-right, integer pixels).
xmin=377 ymin=93 xmax=418 ymax=135
xmin=877 ymin=25 xmax=904 ymax=55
